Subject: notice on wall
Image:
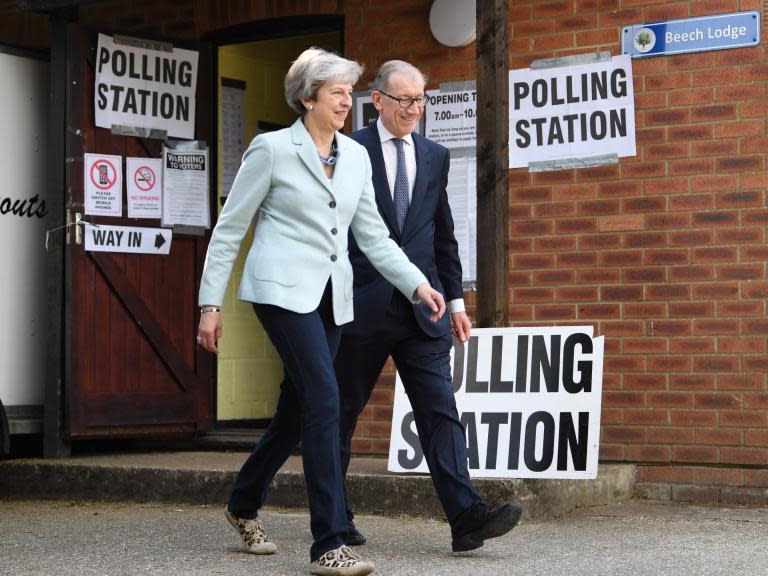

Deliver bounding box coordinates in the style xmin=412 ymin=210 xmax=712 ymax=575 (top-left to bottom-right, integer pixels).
xmin=509 ymin=54 xmax=636 ymax=169
xmin=425 ymin=89 xmax=476 ymax=149
xmin=352 ymin=92 xmax=378 ymax=131
xmin=94 ymin=34 xmax=198 ymax=139
xmin=84 ymin=153 xmax=123 ymax=217
xmin=220 ymin=79 xmax=246 ymax=199
xmin=84 ymin=223 xmax=171 ymax=255
xmin=126 ymin=157 xmax=162 ymax=218
xmin=389 ymin=326 xmax=604 ymax=479
xmin=447 ymin=156 xmax=476 ymax=284
xmin=161 ymin=145 xmax=210 ymax=228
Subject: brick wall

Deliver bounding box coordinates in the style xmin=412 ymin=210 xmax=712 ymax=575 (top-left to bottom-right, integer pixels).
xmin=506 ymin=0 xmax=768 ymax=505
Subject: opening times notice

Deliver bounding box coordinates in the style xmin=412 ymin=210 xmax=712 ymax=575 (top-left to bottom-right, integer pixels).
xmin=425 ymin=89 xmax=476 ymax=149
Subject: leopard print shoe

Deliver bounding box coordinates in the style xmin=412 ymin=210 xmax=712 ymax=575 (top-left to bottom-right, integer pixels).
xmin=310 ymin=545 xmax=375 ymax=576
xmin=225 ymin=508 xmax=277 ymax=555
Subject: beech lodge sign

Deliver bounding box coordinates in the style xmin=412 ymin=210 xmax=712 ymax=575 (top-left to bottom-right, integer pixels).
xmin=94 ymin=33 xmax=199 ymax=139
xmin=388 ymin=327 xmax=605 ymax=479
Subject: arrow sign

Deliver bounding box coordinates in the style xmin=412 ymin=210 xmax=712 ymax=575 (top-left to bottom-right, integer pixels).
xmin=84 ymin=224 xmax=172 ymax=255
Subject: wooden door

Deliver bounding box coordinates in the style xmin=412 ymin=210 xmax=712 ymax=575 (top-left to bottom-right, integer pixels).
xmin=64 ymin=25 xmax=212 ymax=438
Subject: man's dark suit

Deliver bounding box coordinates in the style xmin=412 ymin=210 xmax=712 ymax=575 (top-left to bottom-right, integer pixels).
xmin=334 ymin=122 xmax=482 ymax=524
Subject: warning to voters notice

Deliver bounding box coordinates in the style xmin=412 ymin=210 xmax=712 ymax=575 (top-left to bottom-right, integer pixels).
xmin=509 ymin=54 xmax=635 ymax=168
xmin=161 ymin=146 xmax=210 ymax=229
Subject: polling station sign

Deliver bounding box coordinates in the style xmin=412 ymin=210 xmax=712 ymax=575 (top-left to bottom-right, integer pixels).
xmin=388 ymin=326 xmax=604 ymax=479
xmin=509 ymin=54 xmax=636 ymax=169
xmin=95 ymin=34 xmax=198 ymax=139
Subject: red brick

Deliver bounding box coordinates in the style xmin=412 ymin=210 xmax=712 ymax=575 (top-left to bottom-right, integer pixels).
xmin=689 ymin=174 xmax=738 ymax=192
xmin=670 ymin=411 xmax=717 ymax=426
xmin=624 ymin=268 xmax=666 ymax=284
xmin=744 ymin=430 xmax=768 ymax=447
xmin=743 ymin=282 xmax=768 ymax=299
xmin=720 ymin=447 xmax=768 ymax=466
xmin=646 ymin=284 xmax=690 ymax=300
xmin=693 ymin=319 xmax=740 ymax=335
xmin=717 ymin=301 xmax=764 ymax=317
xmin=743 ymin=393 xmax=768 ymax=409
xmin=558 ymin=252 xmax=598 ymax=266
xmin=534 ymin=202 xmax=576 ymax=218
xmin=623 ymin=303 xmax=665 ymax=318
xmin=600 ymin=320 xmax=645 ymax=336
xmin=670 ymin=338 xmax=716 ymax=354
xmin=513 ymin=287 xmax=555 ymax=303
xmin=693 ymin=211 xmax=738 ymax=227
xmin=625 ymin=446 xmax=672 ymax=462
xmin=577 ymin=303 xmax=620 ymax=319
xmin=671 ymin=446 xmax=718 ymax=463
xmin=557 ymin=218 xmax=598 ymax=233
xmin=602 ymin=427 xmax=646 ymax=443
xmin=692 ymin=283 xmax=739 ymax=299
xmin=720 ymin=411 xmax=768 ymax=427
xmin=578 ymin=268 xmax=621 ymax=283
xmin=669 ymin=301 xmax=714 ymax=317
xmin=647 ymin=426 xmax=693 ymax=444
xmin=694 ymin=356 xmax=740 ymax=372
xmin=718 ymin=374 xmax=765 ymax=391
xmin=533 ymin=270 xmax=575 ymax=284
xmin=670 ymin=375 xmax=715 ymax=392
xmin=648 ymin=320 xmax=690 ymax=337
xmin=648 ymin=355 xmax=694 ymax=372
xmin=535 ymin=305 xmax=576 ymax=321
xmin=624 ymin=374 xmax=666 ymax=390
xmin=693 ymin=466 xmax=744 ymax=486
xmin=556 ymin=286 xmax=598 ymax=302
xmin=513 ymin=254 xmax=555 ymax=269
xmin=717 ymin=156 xmax=763 ymax=172
xmin=691 ymin=136 xmax=739 ymax=156
xmin=694 ymin=393 xmax=741 ymax=410
xmin=694 ymin=428 xmax=742 ymax=446
xmin=717 ymin=263 xmax=764 ymax=281
xmin=534 ymin=236 xmax=577 ymax=252
xmin=602 ymin=250 xmax=642 ymax=267
xmin=645 ymin=213 xmax=691 ymax=230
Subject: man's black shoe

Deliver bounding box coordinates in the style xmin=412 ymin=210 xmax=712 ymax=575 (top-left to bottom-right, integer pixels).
xmin=347 ymin=519 xmax=367 ymax=546
xmin=451 ymin=501 xmax=523 ymax=552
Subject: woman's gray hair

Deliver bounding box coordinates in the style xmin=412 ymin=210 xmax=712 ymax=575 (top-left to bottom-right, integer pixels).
xmin=372 ymin=60 xmax=428 ymax=92
xmin=284 ymin=47 xmax=364 ymax=114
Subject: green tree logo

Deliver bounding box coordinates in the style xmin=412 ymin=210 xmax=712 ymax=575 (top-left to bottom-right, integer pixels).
xmin=633 ymin=28 xmax=656 ymax=53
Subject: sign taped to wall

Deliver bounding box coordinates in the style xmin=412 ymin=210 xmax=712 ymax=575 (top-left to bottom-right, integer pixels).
xmin=388 ymin=326 xmax=604 ymax=479
xmin=95 ymin=34 xmax=198 ymax=139
xmin=509 ymin=54 xmax=635 ymax=169
xmin=84 ymin=153 xmax=122 ymax=216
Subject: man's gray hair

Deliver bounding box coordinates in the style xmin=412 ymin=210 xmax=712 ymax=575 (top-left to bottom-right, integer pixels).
xmin=372 ymin=60 xmax=428 ymax=92
xmin=284 ymin=47 xmax=364 ymax=114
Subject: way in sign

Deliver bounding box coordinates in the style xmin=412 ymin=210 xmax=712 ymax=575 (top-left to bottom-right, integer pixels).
xmin=93 ymin=228 xmax=140 ymax=247
xmin=85 ymin=224 xmax=172 ymax=255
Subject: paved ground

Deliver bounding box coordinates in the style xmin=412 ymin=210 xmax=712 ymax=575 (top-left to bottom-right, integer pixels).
xmin=1 ymin=499 xmax=767 ymax=576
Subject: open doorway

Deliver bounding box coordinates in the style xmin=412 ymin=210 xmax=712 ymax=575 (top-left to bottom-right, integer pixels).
xmin=213 ymin=26 xmax=343 ymax=429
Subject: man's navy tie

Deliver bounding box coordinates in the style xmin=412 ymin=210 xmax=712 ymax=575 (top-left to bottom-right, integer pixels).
xmin=393 ymin=138 xmax=409 ymax=233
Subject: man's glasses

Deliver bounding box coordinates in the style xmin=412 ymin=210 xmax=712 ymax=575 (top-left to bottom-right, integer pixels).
xmin=378 ymin=90 xmax=426 ymax=109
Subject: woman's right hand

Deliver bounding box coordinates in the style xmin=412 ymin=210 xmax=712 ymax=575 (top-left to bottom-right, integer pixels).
xmin=197 ymin=311 xmax=222 ymax=354
xmin=415 ymin=283 xmax=446 ymax=323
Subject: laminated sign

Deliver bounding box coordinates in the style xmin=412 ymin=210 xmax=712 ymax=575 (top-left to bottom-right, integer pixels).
xmin=94 ymin=34 xmax=198 ymax=139
xmin=388 ymin=326 xmax=605 ymax=479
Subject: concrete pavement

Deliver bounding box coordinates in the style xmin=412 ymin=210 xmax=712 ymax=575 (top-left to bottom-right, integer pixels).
xmin=1 ymin=499 xmax=766 ymax=576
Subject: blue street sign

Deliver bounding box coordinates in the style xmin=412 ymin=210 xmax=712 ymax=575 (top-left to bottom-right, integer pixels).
xmin=622 ymin=11 xmax=760 ymax=58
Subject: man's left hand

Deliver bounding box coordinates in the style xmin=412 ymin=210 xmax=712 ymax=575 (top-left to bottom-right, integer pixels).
xmin=451 ymin=311 xmax=471 ymax=342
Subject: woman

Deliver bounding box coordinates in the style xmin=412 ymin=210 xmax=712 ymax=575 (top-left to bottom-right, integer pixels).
xmin=197 ymin=48 xmax=445 ymax=576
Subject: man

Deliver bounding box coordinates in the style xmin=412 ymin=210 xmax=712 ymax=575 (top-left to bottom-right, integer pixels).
xmin=335 ymin=60 xmax=522 ymax=552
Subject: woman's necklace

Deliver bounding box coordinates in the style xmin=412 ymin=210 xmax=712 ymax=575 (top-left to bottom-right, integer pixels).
xmin=318 ymin=142 xmax=338 ymax=166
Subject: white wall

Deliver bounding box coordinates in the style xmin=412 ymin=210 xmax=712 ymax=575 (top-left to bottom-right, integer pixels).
xmin=0 ymin=52 xmax=49 ymax=406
